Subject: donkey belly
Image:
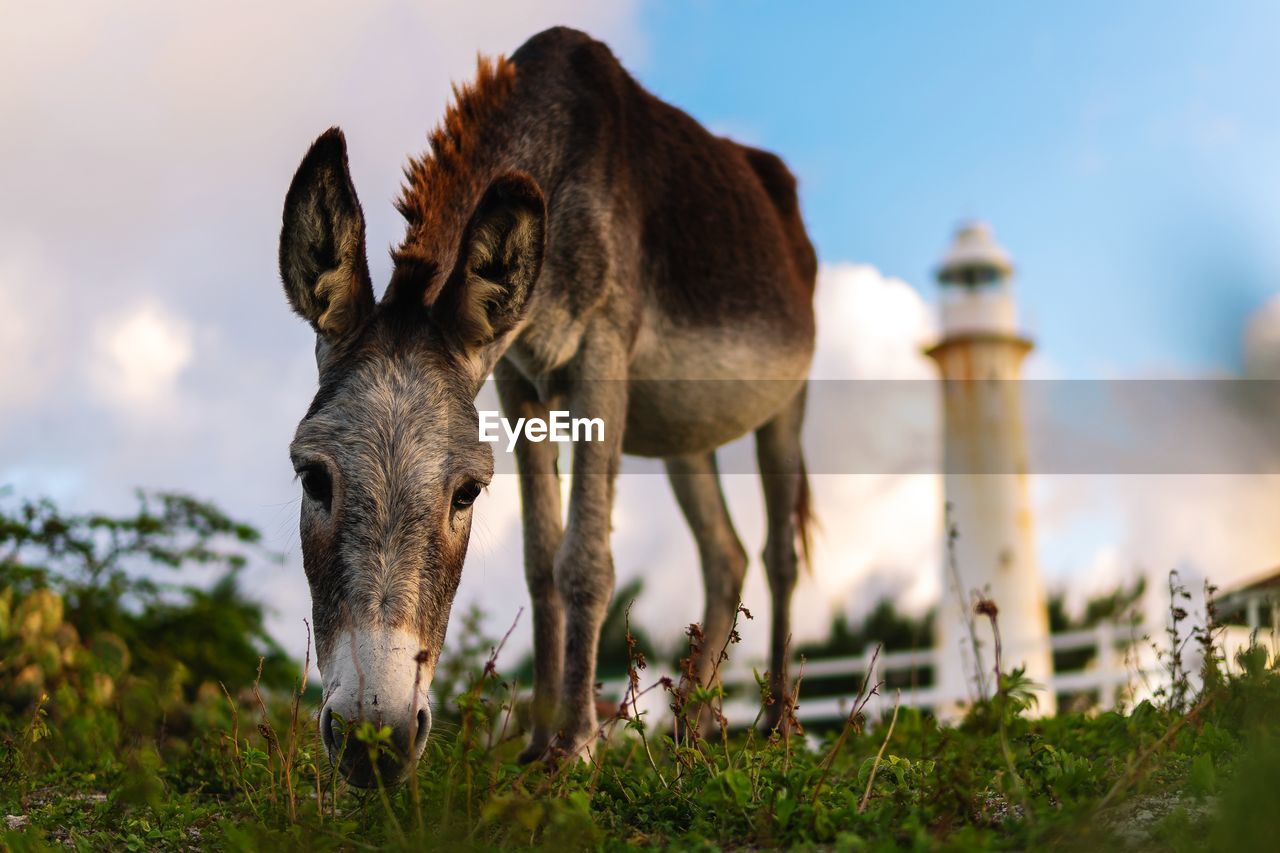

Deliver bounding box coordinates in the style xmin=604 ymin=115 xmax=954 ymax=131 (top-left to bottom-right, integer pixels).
xmin=621 ymin=324 xmax=812 ymax=458
xmin=621 ymin=377 xmax=805 ymax=457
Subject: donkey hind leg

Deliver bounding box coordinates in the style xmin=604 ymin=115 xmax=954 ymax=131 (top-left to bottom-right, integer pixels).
xmin=665 ymin=451 xmax=748 ymax=734
xmin=495 ymin=362 xmax=566 ymax=765
xmin=756 ymin=385 xmax=809 ymax=733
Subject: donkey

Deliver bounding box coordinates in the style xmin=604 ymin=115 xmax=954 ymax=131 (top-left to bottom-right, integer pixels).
xmin=278 ymin=27 xmax=816 ymax=786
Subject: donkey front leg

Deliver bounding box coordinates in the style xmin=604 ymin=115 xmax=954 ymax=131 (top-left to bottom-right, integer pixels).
xmin=495 ymin=361 xmax=566 ymax=764
xmin=552 ymin=343 xmax=627 ymax=758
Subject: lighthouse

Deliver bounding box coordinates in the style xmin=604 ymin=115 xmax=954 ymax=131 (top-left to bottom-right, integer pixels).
xmin=926 ymin=222 xmax=1055 ymax=715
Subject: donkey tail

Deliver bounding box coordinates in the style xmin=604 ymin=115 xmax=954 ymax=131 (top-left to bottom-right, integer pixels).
xmin=794 ymin=455 xmax=815 ymax=573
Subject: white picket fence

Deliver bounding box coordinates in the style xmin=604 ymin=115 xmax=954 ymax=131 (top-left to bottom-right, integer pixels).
xmin=595 ymin=621 xmax=1146 ymax=728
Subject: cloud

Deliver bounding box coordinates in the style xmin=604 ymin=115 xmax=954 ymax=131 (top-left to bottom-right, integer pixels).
xmin=0 ymin=2 xmax=644 ymax=664
xmin=0 ymin=6 xmax=950 ymax=670
xmin=804 ymin=263 xmax=942 ymax=616
xmin=91 ymin=302 xmax=193 ymax=409
xmin=809 ymin=263 xmax=937 ymax=380
xmin=5 ymin=2 xmax=1276 ymax=687
xmin=3 ymin=0 xmax=955 ymax=677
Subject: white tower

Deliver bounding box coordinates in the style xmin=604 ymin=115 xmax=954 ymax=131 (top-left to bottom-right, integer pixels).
xmin=925 ymin=222 xmax=1055 ymax=716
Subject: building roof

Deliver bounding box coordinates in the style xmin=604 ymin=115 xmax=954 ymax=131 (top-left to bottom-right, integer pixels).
xmin=1217 ymin=567 xmax=1280 ymax=626
xmin=1222 ymin=566 xmax=1280 ymax=596
xmin=937 ymin=221 xmax=1014 ymax=284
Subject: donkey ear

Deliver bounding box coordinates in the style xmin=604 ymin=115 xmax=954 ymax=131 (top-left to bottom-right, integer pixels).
xmin=279 ymin=128 xmax=374 ymax=343
xmin=435 ymin=172 xmax=546 ymax=349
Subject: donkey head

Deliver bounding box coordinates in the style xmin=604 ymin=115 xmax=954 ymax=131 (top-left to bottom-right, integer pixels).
xmin=278 ymin=129 xmax=544 ymax=786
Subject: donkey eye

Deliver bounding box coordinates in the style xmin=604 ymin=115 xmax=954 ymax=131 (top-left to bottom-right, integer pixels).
xmin=451 ymin=480 xmax=482 ymax=511
xmin=299 ymin=465 xmax=333 ymax=511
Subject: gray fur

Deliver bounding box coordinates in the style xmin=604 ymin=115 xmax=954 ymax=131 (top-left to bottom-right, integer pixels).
xmin=276 ymin=28 xmax=817 ymax=783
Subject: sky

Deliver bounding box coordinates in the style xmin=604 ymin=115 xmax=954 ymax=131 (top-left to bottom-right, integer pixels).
xmin=3 ymin=1 xmax=1279 ymax=670
xmin=636 ymin=1 xmax=1280 ymax=377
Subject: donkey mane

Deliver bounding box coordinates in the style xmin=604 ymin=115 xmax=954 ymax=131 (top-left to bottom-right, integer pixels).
xmin=391 ymin=55 xmax=518 ymax=304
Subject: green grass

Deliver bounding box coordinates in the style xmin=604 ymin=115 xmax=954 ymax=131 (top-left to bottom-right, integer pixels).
xmin=4 ymin=493 xmax=1279 ymax=850
xmin=4 ymin=588 xmax=1280 ymax=851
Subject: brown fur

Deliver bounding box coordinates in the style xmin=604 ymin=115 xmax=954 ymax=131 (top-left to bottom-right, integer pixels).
xmin=277 ymin=27 xmax=819 ymax=781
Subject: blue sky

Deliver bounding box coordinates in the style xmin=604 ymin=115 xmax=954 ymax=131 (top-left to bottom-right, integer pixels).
xmin=630 ymin=1 xmax=1280 ymax=375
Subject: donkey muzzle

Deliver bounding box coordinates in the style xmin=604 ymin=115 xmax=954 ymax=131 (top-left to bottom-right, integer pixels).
xmin=319 ymin=628 xmax=433 ymax=787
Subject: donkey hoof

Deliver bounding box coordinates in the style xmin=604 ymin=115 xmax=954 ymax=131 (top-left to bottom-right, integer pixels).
xmin=547 ymin=730 xmax=597 ymax=766
xmin=517 ymin=739 xmax=550 ymax=765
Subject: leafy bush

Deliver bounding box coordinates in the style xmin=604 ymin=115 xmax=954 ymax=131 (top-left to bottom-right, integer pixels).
xmin=0 ymin=490 xmax=293 ymax=699
xmin=0 ymin=490 xmax=295 ymax=786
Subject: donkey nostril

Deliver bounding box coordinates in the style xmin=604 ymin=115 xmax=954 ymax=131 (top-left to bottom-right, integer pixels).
xmin=320 ymin=706 xmax=339 ymax=755
xmin=412 ymin=708 xmax=430 ymax=753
